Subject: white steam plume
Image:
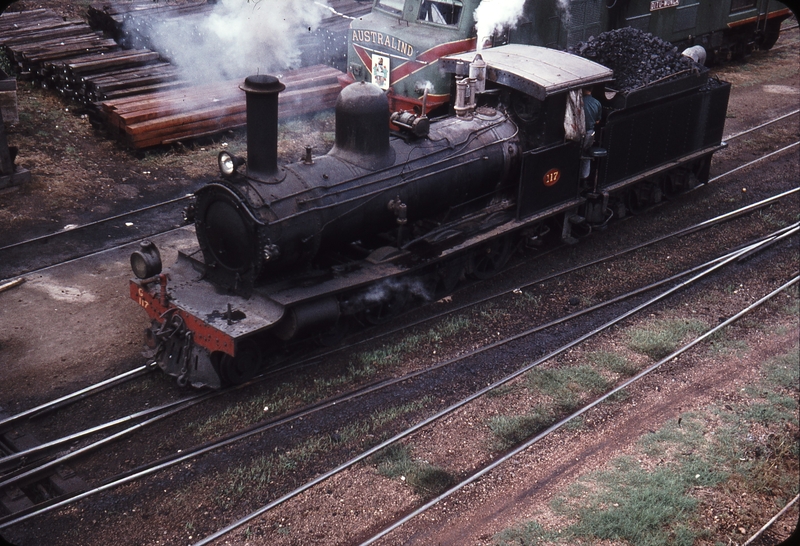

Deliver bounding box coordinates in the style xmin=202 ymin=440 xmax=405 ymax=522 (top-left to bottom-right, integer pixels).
xmin=130 ymin=0 xmax=330 ymax=83
xmin=474 ymin=0 xmax=527 ymax=51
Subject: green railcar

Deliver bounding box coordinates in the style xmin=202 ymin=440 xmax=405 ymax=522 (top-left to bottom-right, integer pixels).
xmin=343 ymin=0 xmax=790 ymax=114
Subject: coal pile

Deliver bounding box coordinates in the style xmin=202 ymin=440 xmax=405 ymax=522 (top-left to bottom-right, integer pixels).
xmin=570 ymin=27 xmax=697 ymax=92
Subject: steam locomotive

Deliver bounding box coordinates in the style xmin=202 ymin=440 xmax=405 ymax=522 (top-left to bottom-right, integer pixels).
xmin=343 ymin=0 xmax=788 ymax=114
xmin=130 ymin=42 xmax=730 ymax=388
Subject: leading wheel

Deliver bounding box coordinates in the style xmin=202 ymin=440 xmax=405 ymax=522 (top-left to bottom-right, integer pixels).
xmin=217 ymin=339 xmax=262 ymax=385
xmin=434 ymin=259 xmax=465 ymax=299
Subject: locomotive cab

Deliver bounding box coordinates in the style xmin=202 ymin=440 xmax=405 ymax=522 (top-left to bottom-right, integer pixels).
xmin=441 ymin=46 xmax=614 ymax=218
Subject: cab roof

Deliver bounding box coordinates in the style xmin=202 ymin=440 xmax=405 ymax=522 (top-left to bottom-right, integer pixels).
xmin=441 ymin=44 xmax=614 ymax=101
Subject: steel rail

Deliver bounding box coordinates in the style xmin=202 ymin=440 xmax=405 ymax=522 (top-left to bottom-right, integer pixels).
xmin=723 ymin=108 xmax=799 ymax=141
xmin=0 ymin=391 xmax=213 ymax=491
xmin=769 ymin=38 xmax=800 ymax=51
xmin=0 ymin=222 xmax=190 ymax=284
xmin=361 ymin=273 xmax=800 ymax=546
xmin=0 ymin=396 xmax=198 ymax=469
xmin=737 ymin=223 xmax=800 ymax=261
xmin=742 ymin=493 xmax=800 ymax=546
xmin=0 ymin=365 xmax=152 ymax=432
xmin=2 ymin=228 xmax=789 ymax=532
xmin=0 ymin=194 xmax=192 ymax=253
xmin=709 ymin=140 xmax=800 ymax=183
xmin=190 ymin=229 xmax=796 ymax=546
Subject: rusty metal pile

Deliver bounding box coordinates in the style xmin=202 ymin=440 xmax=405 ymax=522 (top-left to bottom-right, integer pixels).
xmin=0 ymin=1 xmax=359 ymax=149
xmin=87 ymin=0 xmax=211 ymax=40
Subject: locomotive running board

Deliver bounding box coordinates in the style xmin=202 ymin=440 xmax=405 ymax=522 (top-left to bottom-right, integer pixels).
xmin=439 ymin=197 xmax=585 ymax=258
xmin=132 ymin=251 xmax=286 ymax=353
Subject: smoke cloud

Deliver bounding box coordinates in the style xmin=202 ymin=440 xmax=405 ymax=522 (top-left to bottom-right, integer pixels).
xmin=362 ymin=277 xmax=433 ymax=305
xmin=126 ymin=0 xmax=330 ymax=83
xmin=473 ymin=0 xmax=527 ymax=50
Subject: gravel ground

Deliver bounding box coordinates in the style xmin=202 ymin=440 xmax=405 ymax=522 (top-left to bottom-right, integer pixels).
xmin=0 ymin=3 xmax=798 ymax=546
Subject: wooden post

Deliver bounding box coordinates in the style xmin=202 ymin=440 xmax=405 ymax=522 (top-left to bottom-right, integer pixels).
xmin=0 ymin=106 xmax=31 ymax=190
xmin=0 ymin=107 xmax=12 ymax=176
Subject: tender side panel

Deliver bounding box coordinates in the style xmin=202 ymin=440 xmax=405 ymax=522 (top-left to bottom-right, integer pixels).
xmin=597 ymin=80 xmax=731 ymax=188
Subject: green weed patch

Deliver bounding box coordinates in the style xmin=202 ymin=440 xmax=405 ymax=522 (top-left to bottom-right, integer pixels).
xmin=627 ymin=318 xmax=707 ymax=359
xmin=492 ymin=343 xmax=799 ymax=545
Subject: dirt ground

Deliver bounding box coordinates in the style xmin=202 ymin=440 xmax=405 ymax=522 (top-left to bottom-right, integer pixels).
xmin=0 ymin=2 xmax=798 ymax=546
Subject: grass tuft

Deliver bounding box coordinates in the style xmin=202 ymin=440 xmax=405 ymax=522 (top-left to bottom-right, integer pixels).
xmin=527 ymin=364 xmax=610 ymax=411
xmin=763 ymin=348 xmax=800 ymax=390
xmin=488 ymin=408 xmax=553 ymax=449
xmin=492 ymin=520 xmax=558 ymax=545
xmin=555 ymin=455 xmax=724 ymax=546
xmin=627 ymin=318 xmax=707 ymax=359
xmin=587 ymin=350 xmax=639 ymax=376
xmin=371 ymin=444 xmax=455 ymax=497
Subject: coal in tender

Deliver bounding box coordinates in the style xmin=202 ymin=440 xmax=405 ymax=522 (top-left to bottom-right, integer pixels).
xmin=569 ymin=27 xmax=698 ymax=92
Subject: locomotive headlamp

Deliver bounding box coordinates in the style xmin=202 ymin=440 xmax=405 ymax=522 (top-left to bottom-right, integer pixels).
xmin=130 ymin=240 xmax=162 ymax=279
xmin=218 ymin=151 xmax=245 ymax=178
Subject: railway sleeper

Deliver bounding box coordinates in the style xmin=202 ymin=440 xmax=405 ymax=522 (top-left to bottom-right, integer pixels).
xmin=0 ymin=420 xmax=87 ymax=518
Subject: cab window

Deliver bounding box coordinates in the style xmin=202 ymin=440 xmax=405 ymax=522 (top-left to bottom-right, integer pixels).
xmin=729 ymin=0 xmax=756 ymax=12
xmin=376 ymin=0 xmax=405 ymax=14
xmin=418 ymin=0 xmax=463 ymax=26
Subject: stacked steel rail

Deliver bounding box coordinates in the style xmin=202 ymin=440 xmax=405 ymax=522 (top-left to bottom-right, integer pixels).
xmin=0 ymin=2 xmax=361 ymax=149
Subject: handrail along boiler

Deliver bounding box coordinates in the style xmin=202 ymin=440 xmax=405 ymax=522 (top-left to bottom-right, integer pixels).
xmin=130 ymin=43 xmax=730 ymax=388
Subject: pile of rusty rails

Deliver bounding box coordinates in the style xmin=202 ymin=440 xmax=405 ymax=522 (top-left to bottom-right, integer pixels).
xmin=0 ymin=4 xmax=350 ymax=149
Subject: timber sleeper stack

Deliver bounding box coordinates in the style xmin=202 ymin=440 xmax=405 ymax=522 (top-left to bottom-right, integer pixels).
xmin=101 ymin=65 xmax=343 ymax=149
xmin=0 ymin=5 xmax=346 ymax=149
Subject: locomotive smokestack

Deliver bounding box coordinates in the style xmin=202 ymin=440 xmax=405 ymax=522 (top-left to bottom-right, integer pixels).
xmin=241 ymin=75 xmax=286 ymax=181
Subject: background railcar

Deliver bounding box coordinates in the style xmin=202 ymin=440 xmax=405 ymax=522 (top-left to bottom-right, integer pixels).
xmin=343 ymin=0 xmax=788 ymax=114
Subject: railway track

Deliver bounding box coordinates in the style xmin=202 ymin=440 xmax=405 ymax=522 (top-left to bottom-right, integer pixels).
xmin=0 ymin=194 xmax=194 ymax=281
xmin=1 ymin=45 xmax=797 ymax=544
xmin=358 ymin=273 xmax=800 ymax=546
xmin=190 ymin=236 xmax=798 ymax=545
xmin=1 ymin=210 xmax=795 ymax=533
